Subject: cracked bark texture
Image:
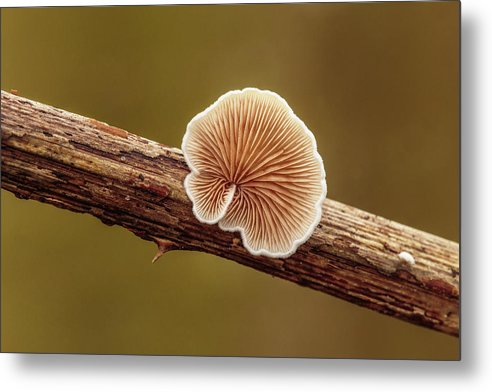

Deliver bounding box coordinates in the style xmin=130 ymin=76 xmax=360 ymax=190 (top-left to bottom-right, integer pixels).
xmin=0 ymin=91 xmax=459 ymax=336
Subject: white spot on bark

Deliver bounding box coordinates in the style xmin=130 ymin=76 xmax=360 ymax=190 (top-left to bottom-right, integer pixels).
xmin=398 ymin=251 xmax=416 ymax=265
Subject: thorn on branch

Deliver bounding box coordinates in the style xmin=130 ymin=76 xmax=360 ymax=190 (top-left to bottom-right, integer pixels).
xmin=151 ymin=238 xmax=179 ymax=263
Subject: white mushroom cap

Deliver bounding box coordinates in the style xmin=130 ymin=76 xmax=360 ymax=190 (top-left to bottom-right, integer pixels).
xmin=182 ymin=88 xmax=327 ymax=258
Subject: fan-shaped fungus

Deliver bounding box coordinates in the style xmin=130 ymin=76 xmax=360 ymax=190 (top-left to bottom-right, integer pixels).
xmin=182 ymin=88 xmax=327 ymax=258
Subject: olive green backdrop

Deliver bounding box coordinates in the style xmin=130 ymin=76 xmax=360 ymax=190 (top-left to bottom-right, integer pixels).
xmin=1 ymin=2 xmax=459 ymax=359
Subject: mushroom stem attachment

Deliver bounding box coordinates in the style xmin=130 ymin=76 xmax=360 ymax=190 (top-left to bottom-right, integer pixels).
xmin=151 ymin=238 xmax=179 ymax=263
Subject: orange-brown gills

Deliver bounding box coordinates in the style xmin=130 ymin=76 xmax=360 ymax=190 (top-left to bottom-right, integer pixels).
xmin=182 ymin=88 xmax=327 ymax=258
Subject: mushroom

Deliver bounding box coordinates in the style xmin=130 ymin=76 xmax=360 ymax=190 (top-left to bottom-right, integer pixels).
xmin=182 ymin=88 xmax=327 ymax=258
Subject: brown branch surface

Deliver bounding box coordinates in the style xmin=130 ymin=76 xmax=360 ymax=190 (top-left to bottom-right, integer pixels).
xmin=0 ymin=91 xmax=460 ymax=336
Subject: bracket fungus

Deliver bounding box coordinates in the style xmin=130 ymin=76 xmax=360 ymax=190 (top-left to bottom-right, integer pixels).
xmin=182 ymin=88 xmax=327 ymax=258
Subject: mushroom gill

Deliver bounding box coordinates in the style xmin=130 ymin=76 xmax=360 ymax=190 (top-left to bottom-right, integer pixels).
xmin=182 ymin=88 xmax=327 ymax=258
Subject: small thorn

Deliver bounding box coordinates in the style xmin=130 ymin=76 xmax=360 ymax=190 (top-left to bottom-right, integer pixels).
xmin=150 ymin=238 xmax=179 ymax=264
xmin=152 ymin=249 xmax=164 ymax=264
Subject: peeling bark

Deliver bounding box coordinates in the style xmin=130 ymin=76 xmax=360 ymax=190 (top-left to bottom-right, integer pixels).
xmin=1 ymin=91 xmax=459 ymax=336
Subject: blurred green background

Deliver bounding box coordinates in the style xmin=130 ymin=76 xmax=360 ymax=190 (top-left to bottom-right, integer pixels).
xmin=1 ymin=2 xmax=459 ymax=359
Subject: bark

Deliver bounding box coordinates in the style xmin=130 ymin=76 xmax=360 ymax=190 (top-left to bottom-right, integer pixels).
xmin=0 ymin=91 xmax=459 ymax=336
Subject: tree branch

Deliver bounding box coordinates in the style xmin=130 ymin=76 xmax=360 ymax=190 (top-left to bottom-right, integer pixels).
xmin=0 ymin=91 xmax=459 ymax=336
